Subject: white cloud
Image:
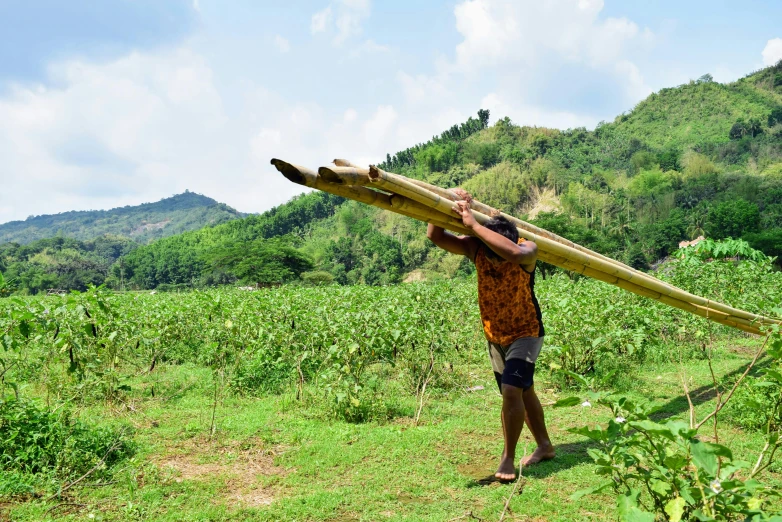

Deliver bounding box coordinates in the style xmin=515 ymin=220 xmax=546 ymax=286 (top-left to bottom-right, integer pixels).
xmin=273 ymin=35 xmax=290 ymax=53
xmin=311 ymin=0 xmax=371 ymax=45
xmin=0 ymin=48 xmax=360 ymax=222
xmin=0 ymin=44 xmax=467 ymax=222
xmin=450 ymin=0 xmax=652 ymax=99
xmin=762 ymin=38 xmax=782 ymax=67
xmin=391 ymin=0 xmax=654 ymax=134
xmin=713 ymin=64 xmax=740 ymax=84
xmin=347 ymin=39 xmax=389 ymax=59
xmin=480 ymin=92 xmax=597 ymax=129
xmin=615 ymin=60 xmax=652 ymax=101
xmin=311 ymin=7 xmax=332 ymax=34
xmin=362 ymin=105 xmax=397 ymax=149
xmin=397 ymin=71 xmax=450 ymax=105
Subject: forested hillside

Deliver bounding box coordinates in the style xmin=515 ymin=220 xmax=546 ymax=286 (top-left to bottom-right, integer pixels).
xmin=2 ymin=63 xmax=782 ymax=294
xmin=0 ymin=191 xmax=244 ymax=245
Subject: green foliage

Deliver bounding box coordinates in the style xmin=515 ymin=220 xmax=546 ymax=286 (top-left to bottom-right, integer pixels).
xmin=461 ymin=139 xmax=501 ymax=168
xmin=0 ymin=397 xmax=135 ymax=489
xmin=0 ymin=271 xmax=15 ymax=297
xmin=462 ymin=162 xmax=528 ymax=213
xmin=770 ymin=107 xmax=782 ymax=127
xmin=569 ymin=394 xmax=781 ymax=521
xmin=0 ymin=235 xmax=137 ymax=294
xmin=630 ymin=150 xmax=659 ymax=174
xmin=627 ymin=168 xmax=678 ymax=198
xmin=675 ymin=238 xmax=771 ymax=264
xmin=707 ymin=200 xmax=761 ymax=239
xmin=745 ymin=230 xmax=782 ymax=263
xmin=566 ymin=328 xmax=782 ymax=521
xmin=300 ymin=270 xmax=335 ymax=285
xmin=414 ymin=141 xmax=460 ymax=173
xmin=380 ymin=110 xmax=489 ymax=172
xmin=206 ymin=238 xmax=313 ymax=285
xmin=613 ymin=73 xmax=781 ymax=148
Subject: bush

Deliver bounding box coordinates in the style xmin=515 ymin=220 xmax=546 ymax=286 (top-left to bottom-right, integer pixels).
xmin=744 ymin=229 xmax=782 ymax=262
xmin=630 ymin=151 xmax=659 ymax=174
xmin=300 ymin=271 xmax=335 ymax=286
xmin=231 ymin=352 xmax=293 ymax=396
xmin=707 ymin=200 xmax=760 ymax=239
xmin=463 ymin=162 xmax=529 ymax=214
xmin=0 ymin=398 xmax=135 ymax=486
xmin=768 ymin=107 xmax=782 ymax=127
xmin=462 ymin=140 xmax=501 ymax=168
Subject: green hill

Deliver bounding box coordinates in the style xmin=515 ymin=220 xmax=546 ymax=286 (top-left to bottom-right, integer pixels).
xmin=3 ymin=62 xmax=782 ymax=294
xmin=0 ymin=191 xmax=245 ymax=245
xmin=612 ymin=69 xmax=782 ymax=148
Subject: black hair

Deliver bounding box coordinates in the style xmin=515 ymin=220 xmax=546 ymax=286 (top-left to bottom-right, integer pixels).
xmin=482 ymin=216 xmax=518 ymax=259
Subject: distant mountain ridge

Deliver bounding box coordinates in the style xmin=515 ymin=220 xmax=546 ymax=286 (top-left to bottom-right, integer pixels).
xmin=0 ymin=191 xmax=246 ymax=245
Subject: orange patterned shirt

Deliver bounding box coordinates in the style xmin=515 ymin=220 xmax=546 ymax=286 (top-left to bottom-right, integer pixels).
xmin=475 ymin=245 xmax=544 ymax=345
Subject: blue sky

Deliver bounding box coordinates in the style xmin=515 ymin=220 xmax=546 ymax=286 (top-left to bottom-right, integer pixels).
xmin=1 ymin=0 xmax=781 ymax=223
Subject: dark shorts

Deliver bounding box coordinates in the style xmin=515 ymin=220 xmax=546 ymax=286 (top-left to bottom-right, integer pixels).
xmin=487 ymin=336 xmax=543 ymax=392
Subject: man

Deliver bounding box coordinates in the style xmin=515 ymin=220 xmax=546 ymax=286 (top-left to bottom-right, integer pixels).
xmin=426 ymin=191 xmax=555 ymax=481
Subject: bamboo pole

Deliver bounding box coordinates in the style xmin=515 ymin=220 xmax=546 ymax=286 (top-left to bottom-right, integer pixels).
xmin=333 ymin=159 xmax=363 ymax=168
xmin=367 ymin=165 xmax=780 ymax=330
xmin=272 ymin=158 xmax=778 ymax=334
xmin=318 ymin=165 xmax=372 ymax=186
xmin=401 ymin=171 xmax=775 ymax=326
xmin=270 ymin=159 xmax=471 ymax=235
xmin=537 ymin=250 xmax=762 ymax=335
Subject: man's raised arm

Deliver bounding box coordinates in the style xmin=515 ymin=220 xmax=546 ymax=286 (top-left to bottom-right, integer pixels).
xmin=426 ymin=224 xmax=479 ymax=259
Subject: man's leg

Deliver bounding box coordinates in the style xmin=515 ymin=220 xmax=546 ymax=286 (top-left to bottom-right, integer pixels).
xmin=496 ymin=383 xmax=524 ymax=481
xmin=522 ymin=385 xmax=555 ymax=465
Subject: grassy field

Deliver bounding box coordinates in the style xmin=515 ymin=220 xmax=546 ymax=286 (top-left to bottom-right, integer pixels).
xmin=5 ymin=336 xmax=778 ymax=521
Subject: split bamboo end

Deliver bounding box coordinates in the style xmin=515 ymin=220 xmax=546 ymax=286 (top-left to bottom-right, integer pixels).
xmin=318 ymin=166 xmax=347 ymax=185
xmin=333 ymin=158 xmax=360 ymax=168
xmin=270 ymin=159 xmax=318 ymax=187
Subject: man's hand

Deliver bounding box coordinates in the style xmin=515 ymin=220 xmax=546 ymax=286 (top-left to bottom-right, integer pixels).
xmin=453 ymin=200 xmax=478 ymax=229
xmin=451 ymin=187 xmax=472 ymax=203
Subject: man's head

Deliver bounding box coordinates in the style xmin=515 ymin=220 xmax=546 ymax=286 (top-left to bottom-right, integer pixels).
xmin=483 ymin=216 xmax=518 ymax=259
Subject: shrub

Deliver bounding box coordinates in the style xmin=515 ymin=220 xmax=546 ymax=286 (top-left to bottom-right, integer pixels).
xmin=300 ymin=271 xmax=335 ymax=286
xmin=768 ymin=107 xmax=782 ymax=127
xmin=706 ymin=200 xmax=760 ymax=239
xmin=0 ymin=398 xmax=135 ymax=485
xmin=462 ymin=140 xmax=501 ymax=168
xmin=463 ymin=162 xmax=528 ymax=213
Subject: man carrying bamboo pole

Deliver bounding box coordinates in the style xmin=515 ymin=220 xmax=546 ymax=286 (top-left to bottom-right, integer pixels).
xmin=427 ymin=190 xmax=555 ymax=481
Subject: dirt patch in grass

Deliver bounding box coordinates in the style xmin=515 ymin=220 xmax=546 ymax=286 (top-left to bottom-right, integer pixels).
xmin=229 ymin=486 xmax=275 ymax=508
xmin=157 ymin=437 xmax=285 ymax=507
xmin=0 ymin=503 xmax=12 ymax=522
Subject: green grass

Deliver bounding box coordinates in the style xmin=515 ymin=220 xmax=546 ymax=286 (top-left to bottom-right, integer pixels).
xmin=4 ymin=337 xmax=780 ymax=521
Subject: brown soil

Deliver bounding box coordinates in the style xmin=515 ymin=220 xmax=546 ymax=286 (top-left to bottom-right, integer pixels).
xmin=156 ymin=438 xmax=285 ymax=508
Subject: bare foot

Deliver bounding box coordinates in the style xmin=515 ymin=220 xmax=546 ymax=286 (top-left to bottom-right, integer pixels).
xmin=521 ymin=444 xmax=555 ymax=466
xmin=495 ymin=455 xmax=517 ymax=482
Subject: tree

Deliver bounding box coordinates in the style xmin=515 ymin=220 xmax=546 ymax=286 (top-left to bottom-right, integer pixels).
xmin=206 ymin=239 xmax=313 ymax=285
xmin=630 ymin=151 xmax=658 ymax=174
xmin=478 ymin=109 xmax=490 ymax=129
xmin=747 ymin=118 xmax=763 ymax=137
xmin=769 ymin=107 xmax=782 ymax=127
xmin=706 ymin=200 xmax=760 ymax=239
xmin=657 ymin=148 xmax=681 ymax=172
xmin=743 ymin=229 xmax=782 ymax=265
xmin=729 ymin=119 xmax=747 ymax=140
